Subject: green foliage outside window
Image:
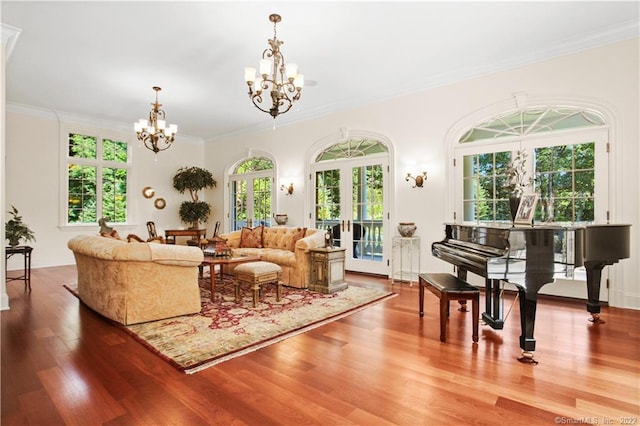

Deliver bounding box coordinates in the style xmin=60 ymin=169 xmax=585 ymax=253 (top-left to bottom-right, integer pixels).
xmin=463 ymin=151 xmax=512 ymax=222
xmin=315 ymin=169 xmax=340 ymax=221
xmin=352 ymin=165 xmax=384 ymax=220
xmin=67 ymin=133 xmax=128 ymax=224
xmin=534 ymin=143 xmax=594 ymax=222
xmin=463 ymin=143 xmax=595 ymax=223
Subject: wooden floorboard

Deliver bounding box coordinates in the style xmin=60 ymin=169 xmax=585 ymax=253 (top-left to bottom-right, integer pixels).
xmin=2 ymin=265 xmax=639 ymax=425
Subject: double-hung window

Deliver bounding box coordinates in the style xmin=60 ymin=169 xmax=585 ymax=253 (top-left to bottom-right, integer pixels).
xmin=65 ymin=131 xmax=131 ymax=225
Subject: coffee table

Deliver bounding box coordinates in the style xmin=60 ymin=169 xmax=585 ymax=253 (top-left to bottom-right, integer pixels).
xmin=200 ymin=255 xmax=261 ymax=301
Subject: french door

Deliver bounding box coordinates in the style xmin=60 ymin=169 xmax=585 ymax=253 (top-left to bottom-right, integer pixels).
xmin=311 ymin=156 xmax=389 ymax=274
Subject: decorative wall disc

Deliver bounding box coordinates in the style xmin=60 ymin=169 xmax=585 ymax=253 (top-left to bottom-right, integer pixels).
xmin=154 ymin=198 xmax=166 ymax=209
xmin=142 ymin=186 xmax=155 ymax=198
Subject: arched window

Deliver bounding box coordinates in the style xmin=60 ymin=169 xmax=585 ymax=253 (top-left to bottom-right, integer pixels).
xmin=454 ymin=105 xmax=608 ymax=224
xmin=229 ymin=156 xmax=274 ymax=230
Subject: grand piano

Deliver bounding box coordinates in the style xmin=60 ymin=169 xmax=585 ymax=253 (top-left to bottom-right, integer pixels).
xmin=432 ymin=223 xmax=630 ymax=363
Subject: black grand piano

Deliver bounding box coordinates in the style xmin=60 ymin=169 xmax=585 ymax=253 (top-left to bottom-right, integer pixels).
xmin=432 ymin=223 xmax=630 ymax=363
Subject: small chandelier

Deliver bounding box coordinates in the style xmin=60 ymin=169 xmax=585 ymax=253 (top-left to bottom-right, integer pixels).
xmin=244 ymin=14 xmax=304 ymax=119
xmin=134 ymin=86 xmax=177 ymax=154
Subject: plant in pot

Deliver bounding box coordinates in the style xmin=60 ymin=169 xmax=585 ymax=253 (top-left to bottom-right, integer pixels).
xmin=5 ymin=205 xmax=36 ymax=247
xmin=172 ymin=166 xmax=217 ymax=229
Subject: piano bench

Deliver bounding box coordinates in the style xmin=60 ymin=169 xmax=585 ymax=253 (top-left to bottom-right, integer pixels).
xmin=418 ymin=273 xmax=479 ymax=343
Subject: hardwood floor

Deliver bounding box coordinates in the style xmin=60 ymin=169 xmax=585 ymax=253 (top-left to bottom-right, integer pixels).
xmin=2 ymin=266 xmax=639 ymax=425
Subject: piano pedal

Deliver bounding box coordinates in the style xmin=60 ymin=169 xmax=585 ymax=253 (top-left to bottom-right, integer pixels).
xmin=517 ymin=351 xmax=539 ymax=365
xmin=588 ymin=313 xmax=606 ymax=324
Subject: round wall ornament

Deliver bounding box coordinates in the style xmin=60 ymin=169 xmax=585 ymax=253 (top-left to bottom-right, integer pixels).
xmin=154 ymin=198 xmax=166 ymax=210
xmin=142 ymin=186 xmax=155 ymax=198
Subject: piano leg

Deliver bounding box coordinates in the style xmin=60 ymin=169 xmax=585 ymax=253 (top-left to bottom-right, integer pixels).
xmin=517 ymin=287 xmax=539 ymax=364
xmin=585 ymin=261 xmax=606 ymax=324
xmin=481 ymin=278 xmax=504 ymax=329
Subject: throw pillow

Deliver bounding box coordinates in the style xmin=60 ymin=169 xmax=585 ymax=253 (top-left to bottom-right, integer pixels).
xmin=126 ymin=234 xmax=144 ymax=243
xmin=290 ymin=227 xmax=307 ymax=251
xmin=240 ymin=225 xmax=264 ymax=248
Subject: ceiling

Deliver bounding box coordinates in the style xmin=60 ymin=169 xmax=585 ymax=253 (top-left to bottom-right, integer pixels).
xmin=2 ymin=1 xmax=638 ymax=143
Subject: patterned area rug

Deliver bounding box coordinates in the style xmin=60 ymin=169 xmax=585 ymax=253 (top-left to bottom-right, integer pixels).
xmin=66 ymin=277 xmax=394 ymax=374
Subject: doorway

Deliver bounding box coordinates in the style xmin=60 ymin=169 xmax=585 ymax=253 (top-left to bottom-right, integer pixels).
xmin=310 ymin=138 xmax=390 ymax=275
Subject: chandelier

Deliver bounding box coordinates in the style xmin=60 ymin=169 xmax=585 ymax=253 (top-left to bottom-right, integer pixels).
xmin=134 ymin=86 xmax=177 ymax=153
xmin=244 ymin=14 xmax=304 ymax=119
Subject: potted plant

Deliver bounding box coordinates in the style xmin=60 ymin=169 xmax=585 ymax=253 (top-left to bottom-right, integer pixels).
xmin=172 ymin=166 xmax=217 ymax=229
xmin=5 ymin=205 xmax=36 ymax=247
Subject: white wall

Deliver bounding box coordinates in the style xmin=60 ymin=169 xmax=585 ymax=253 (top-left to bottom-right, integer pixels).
xmin=204 ymin=38 xmax=640 ymax=309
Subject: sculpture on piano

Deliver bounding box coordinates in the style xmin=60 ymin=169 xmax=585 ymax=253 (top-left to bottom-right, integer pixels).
xmin=505 ymin=150 xmax=533 ymax=225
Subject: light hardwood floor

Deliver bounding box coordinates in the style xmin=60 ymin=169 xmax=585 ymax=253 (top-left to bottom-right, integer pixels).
xmin=2 ymin=265 xmax=639 ymax=425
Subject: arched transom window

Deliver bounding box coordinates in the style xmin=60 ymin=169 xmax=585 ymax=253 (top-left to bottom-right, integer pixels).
xmin=315 ymin=138 xmax=388 ymax=161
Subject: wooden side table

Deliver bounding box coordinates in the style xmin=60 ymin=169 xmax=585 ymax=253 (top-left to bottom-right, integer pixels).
xmin=5 ymin=245 xmax=33 ymax=291
xmin=309 ymin=247 xmax=347 ymax=294
xmin=164 ymin=229 xmax=207 ymax=244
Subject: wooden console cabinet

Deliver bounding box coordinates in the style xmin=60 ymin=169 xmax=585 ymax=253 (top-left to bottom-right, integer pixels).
xmin=309 ymin=247 xmax=347 ymax=294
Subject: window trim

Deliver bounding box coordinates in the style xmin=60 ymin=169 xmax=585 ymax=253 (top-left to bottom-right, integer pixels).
xmin=59 ymin=124 xmax=134 ymax=228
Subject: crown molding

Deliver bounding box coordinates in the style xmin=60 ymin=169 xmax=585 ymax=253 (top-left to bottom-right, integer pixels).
xmin=6 ymin=102 xmax=204 ymax=145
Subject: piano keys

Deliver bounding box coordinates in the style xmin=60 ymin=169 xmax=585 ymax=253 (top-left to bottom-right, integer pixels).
xmin=432 ymin=223 xmax=630 ymax=363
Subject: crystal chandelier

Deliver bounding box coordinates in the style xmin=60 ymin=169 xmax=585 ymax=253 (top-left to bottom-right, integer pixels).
xmin=134 ymin=86 xmax=177 ymax=154
xmin=244 ymin=14 xmax=304 ymax=119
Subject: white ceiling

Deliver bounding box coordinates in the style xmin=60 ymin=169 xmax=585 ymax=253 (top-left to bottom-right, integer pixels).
xmin=2 ymin=1 xmax=638 ymax=142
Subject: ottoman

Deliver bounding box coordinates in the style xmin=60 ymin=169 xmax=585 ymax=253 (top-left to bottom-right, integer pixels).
xmin=233 ymin=261 xmax=282 ymax=307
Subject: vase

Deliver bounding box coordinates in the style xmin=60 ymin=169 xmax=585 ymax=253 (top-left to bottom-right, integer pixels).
xmin=274 ymin=214 xmax=288 ymax=225
xmin=397 ymin=222 xmax=417 ymax=237
xmin=509 ymin=194 xmax=521 ymax=226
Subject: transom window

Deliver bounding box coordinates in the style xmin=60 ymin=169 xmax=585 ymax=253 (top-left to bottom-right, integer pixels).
xmin=66 ymin=132 xmax=130 ymax=224
xmin=315 ymin=138 xmax=388 ymax=161
xmin=460 ymin=107 xmax=605 ymax=143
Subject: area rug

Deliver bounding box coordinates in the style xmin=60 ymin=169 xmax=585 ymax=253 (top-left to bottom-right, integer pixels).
xmin=65 ymin=277 xmax=394 ymax=374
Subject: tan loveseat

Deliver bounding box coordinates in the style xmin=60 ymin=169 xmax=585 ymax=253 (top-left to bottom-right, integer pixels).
xmin=68 ymin=235 xmax=204 ymax=325
xmin=219 ymin=226 xmax=326 ymax=288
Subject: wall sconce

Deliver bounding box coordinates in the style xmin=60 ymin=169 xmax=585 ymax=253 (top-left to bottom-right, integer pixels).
xmin=280 ymin=182 xmax=294 ymax=195
xmin=406 ymin=172 xmax=427 ymax=188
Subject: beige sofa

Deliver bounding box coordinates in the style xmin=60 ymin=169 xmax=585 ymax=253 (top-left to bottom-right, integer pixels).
xmin=219 ymin=226 xmax=326 ymax=288
xmin=67 ymin=235 xmax=204 ymax=325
